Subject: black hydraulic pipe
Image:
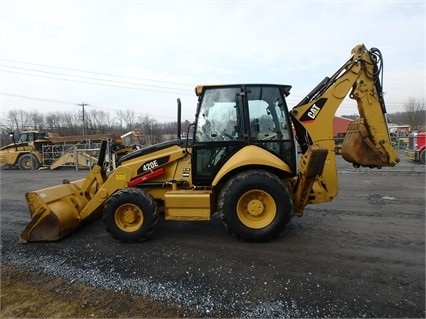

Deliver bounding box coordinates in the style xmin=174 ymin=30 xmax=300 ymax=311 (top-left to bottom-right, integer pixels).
xmin=373 ymin=64 xmax=387 ymax=114
xmin=295 ymin=77 xmax=330 ymax=107
xmin=97 ymin=140 xmax=108 ymax=167
xmin=177 ymin=98 xmax=182 ymax=139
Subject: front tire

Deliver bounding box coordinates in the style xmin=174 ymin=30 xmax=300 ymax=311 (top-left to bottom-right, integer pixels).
xmin=218 ymin=169 xmax=292 ymax=242
xmin=18 ymin=154 xmax=40 ymax=170
xmin=102 ymin=188 xmax=158 ymax=242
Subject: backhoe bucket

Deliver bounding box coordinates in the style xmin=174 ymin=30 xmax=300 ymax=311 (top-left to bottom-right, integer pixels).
xmin=20 ymin=140 xmax=108 ymax=243
xmin=341 ymin=118 xmax=399 ymax=167
xmin=20 ymin=178 xmax=96 ymax=242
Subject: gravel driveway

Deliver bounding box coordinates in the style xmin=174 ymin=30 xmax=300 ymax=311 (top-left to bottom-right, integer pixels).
xmin=1 ymin=152 xmax=425 ymax=318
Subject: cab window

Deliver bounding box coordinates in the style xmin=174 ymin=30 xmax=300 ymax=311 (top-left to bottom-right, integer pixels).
xmin=18 ymin=133 xmax=34 ymax=143
xmin=246 ymin=86 xmax=290 ymax=141
xmin=195 ymin=87 xmax=243 ymax=142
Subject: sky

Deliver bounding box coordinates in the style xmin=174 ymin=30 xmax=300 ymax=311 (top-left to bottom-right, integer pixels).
xmin=0 ymin=0 xmax=424 ymax=127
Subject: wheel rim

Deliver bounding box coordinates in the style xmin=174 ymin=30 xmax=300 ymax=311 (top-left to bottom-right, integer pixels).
xmin=22 ymin=158 xmax=32 ymax=169
xmin=236 ymin=189 xmax=276 ymax=229
xmin=114 ymin=203 xmax=144 ymax=232
xmin=23 ymin=160 xmax=31 ymax=169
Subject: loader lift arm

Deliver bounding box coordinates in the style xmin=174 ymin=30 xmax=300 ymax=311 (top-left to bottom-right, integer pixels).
xmin=290 ymin=44 xmax=399 ymax=215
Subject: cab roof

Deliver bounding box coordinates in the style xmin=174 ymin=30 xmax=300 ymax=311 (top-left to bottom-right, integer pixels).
xmin=195 ymin=84 xmax=292 ymax=97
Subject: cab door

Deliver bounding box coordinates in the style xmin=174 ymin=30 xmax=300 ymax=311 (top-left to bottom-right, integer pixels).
xmin=192 ymin=86 xmax=245 ymax=186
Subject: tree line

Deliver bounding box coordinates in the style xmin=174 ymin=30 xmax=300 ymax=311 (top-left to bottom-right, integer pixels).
xmin=1 ymin=97 xmax=424 ymax=147
xmin=0 ymin=108 xmax=192 ymax=147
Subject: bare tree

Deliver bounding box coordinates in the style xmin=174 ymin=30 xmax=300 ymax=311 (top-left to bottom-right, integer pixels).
xmin=88 ymin=109 xmax=113 ymax=133
xmin=45 ymin=112 xmax=61 ymax=132
xmin=115 ymin=109 xmax=136 ymax=131
xmin=136 ymin=114 xmax=163 ymax=145
xmin=5 ymin=110 xmax=19 ymax=131
xmin=403 ymin=97 xmax=425 ymax=131
xmin=6 ymin=110 xmax=30 ymax=132
xmin=28 ymin=111 xmax=44 ymax=130
xmin=62 ymin=111 xmax=80 ymax=135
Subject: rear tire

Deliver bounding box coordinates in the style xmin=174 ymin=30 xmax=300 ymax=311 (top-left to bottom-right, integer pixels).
xmin=419 ymin=149 xmax=425 ymax=165
xmin=18 ymin=154 xmax=40 ymax=170
xmin=218 ymin=169 xmax=292 ymax=242
xmin=102 ymin=188 xmax=158 ymax=242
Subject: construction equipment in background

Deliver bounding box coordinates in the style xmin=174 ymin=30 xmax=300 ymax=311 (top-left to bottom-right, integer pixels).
xmin=106 ymin=130 xmax=144 ymax=171
xmin=333 ymin=132 xmax=346 ymax=155
xmin=388 ymin=125 xmax=410 ymax=150
xmin=120 ymin=129 xmax=143 ymax=147
xmin=405 ymin=131 xmax=426 ymax=164
xmin=20 ymin=44 xmax=399 ymax=243
xmin=0 ymin=131 xmax=137 ymax=170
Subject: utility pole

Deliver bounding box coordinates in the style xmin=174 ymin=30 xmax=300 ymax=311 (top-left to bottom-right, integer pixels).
xmin=77 ymin=103 xmax=89 ymax=135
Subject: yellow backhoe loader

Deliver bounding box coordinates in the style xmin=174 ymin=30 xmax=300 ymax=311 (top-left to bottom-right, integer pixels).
xmin=20 ymin=44 xmax=399 ymax=243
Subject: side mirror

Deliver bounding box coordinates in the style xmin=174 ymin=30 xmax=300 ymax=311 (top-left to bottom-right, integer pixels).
xmin=9 ymin=132 xmax=16 ymax=144
xmin=9 ymin=132 xmax=17 ymax=150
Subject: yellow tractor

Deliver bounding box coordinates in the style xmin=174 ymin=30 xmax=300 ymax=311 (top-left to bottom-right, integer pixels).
xmin=0 ymin=130 xmax=50 ymax=170
xmin=20 ymin=44 xmax=399 ymax=243
xmin=0 ymin=130 xmax=135 ymax=170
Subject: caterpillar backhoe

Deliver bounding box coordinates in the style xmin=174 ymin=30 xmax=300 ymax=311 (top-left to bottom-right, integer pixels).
xmin=20 ymin=44 xmax=399 ymax=243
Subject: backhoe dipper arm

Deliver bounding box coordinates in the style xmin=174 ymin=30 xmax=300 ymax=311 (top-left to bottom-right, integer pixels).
xmin=289 ymin=44 xmax=399 ymax=213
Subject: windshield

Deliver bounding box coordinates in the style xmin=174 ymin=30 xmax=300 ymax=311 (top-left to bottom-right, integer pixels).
xmin=195 ymin=87 xmax=242 ymax=142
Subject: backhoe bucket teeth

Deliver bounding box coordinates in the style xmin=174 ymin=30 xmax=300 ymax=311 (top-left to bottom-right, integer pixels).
xmin=341 ymin=118 xmax=399 ymax=168
xmin=20 ymin=179 xmax=94 ymax=243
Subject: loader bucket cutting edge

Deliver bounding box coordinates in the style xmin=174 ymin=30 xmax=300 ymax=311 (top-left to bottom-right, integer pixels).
xmin=20 ymin=179 xmax=94 ymax=243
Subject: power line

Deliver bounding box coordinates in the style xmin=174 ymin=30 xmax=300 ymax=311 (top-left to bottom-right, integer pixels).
xmin=0 ymin=71 xmax=403 ymax=109
xmin=1 ymin=69 xmax=195 ymax=96
xmin=0 ymin=64 xmax=194 ymax=92
xmin=0 ymin=61 xmax=407 ymax=107
xmin=0 ymin=92 xmax=76 ymax=105
xmin=0 ymin=58 xmax=193 ymax=86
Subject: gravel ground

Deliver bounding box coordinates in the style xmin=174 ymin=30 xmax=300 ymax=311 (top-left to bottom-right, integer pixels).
xmin=1 ymin=152 xmax=425 ymax=318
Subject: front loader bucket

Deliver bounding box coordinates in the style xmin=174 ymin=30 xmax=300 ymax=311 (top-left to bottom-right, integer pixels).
xmin=341 ymin=118 xmax=399 ymax=168
xmin=20 ymin=140 xmax=109 ymax=243
xmin=20 ymin=179 xmax=95 ymax=242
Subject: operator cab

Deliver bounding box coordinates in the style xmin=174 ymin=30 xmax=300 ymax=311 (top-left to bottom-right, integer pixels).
xmin=192 ymin=84 xmax=296 ymax=185
xmin=18 ymin=131 xmax=48 ymax=143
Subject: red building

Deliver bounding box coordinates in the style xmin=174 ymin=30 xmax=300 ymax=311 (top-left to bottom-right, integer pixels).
xmin=333 ymin=116 xmax=353 ymax=137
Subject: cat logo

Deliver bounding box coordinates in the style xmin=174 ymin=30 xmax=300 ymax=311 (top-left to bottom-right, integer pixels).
xmin=299 ymin=98 xmax=327 ymax=123
xmin=307 ymin=105 xmax=321 ymax=119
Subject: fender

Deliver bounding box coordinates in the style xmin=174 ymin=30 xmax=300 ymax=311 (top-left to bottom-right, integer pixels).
xmin=211 ymin=145 xmax=292 ymax=186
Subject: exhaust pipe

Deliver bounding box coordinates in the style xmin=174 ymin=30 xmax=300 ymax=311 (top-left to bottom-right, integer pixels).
xmin=177 ymin=98 xmax=182 ymax=139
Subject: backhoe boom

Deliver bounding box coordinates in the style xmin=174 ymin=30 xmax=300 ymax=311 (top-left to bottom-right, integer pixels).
xmin=290 ymin=44 xmax=399 ymax=210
